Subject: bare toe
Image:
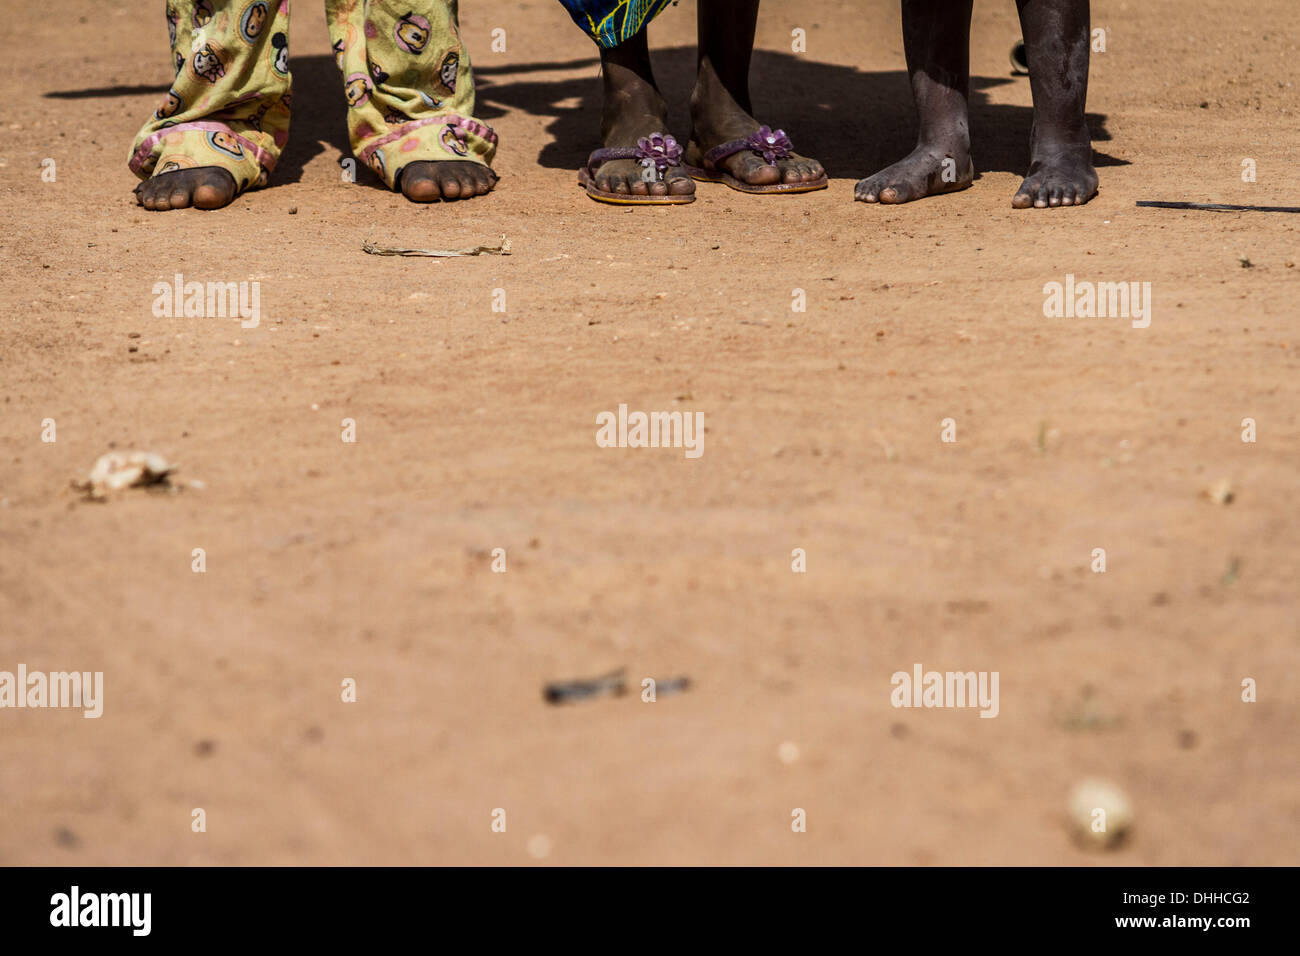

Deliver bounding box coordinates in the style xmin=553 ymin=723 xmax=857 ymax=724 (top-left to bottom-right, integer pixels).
xmin=401 ymin=161 xmax=496 ymax=202
xmin=404 ymin=175 xmax=441 ymax=202
xmin=193 ymin=183 xmax=230 ymax=209
xmin=452 ymin=169 xmax=476 ymax=200
xmin=731 ymin=153 xmax=780 ymax=186
xmin=137 ymin=167 xmax=235 ymax=212
xmin=855 ymin=144 xmax=972 ymax=206
xmin=667 ymin=175 xmax=695 ymax=196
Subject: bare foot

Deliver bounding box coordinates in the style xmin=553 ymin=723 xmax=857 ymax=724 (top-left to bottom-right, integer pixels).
xmin=400 ymin=160 xmax=498 ymax=202
xmin=855 ymin=0 xmax=974 ymax=206
xmin=855 ymin=143 xmax=974 ymax=204
xmin=1010 ymin=0 xmax=1097 ymax=208
xmin=135 ymin=167 xmax=237 ymax=211
xmin=1012 ymin=139 xmax=1097 ymax=208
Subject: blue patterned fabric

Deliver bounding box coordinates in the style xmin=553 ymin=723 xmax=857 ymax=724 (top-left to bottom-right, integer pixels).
xmin=558 ymin=0 xmax=678 ymax=48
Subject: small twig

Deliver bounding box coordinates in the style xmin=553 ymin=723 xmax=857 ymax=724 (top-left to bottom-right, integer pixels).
xmin=650 ymin=676 xmax=691 ymax=697
xmin=361 ymin=234 xmax=512 ymax=257
xmin=543 ymin=668 xmax=626 ymax=705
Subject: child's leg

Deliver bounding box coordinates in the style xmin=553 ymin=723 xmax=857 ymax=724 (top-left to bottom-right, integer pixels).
xmin=327 ymin=1 xmax=497 ymax=202
xmin=687 ymin=0 xmax=824 ymax=188
xmin=130 ymin=1 xmax=292 ymax=211
xmin=1012 ymin=0 xmax=1097 ymax=208
xmin=855 ymin=0 xmax=975 ymax=204
xmin=559 ymin=0 xmax=693 ymax=198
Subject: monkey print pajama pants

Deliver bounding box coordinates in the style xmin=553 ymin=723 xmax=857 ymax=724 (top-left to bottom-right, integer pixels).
xmin=128 ymin=1 xmax=497 ymax=196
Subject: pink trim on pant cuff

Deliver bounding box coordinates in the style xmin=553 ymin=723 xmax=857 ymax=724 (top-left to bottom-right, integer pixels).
xmin=356 ymin=115 xmax=497 ymax=166
xmin=129 ymin=122 xmax=277 ymax=176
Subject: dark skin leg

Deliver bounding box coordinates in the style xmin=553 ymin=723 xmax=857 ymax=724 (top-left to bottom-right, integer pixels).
xmin=1011 ymin=0 xmax=1097 ymax=208
xmin=687 ymin=0 xmax=823 ymax=185
xmin=399 ymin=160 xmax=498 ymax=202
xmin=590 ymin=31 xmax=694 ymax=197
xmin=855 ymin=0 xmax=976 ymax=204
xmin=858 ymin=0 xmax=1097 ymax=208
xmin=135 ymin=167 xmax=238 ymax=211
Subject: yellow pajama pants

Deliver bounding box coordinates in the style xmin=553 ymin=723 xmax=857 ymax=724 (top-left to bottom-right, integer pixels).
xmin=128 ymin=0 xmax=497 ymax=195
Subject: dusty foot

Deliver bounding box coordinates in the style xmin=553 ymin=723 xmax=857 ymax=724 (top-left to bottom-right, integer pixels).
xmin=590 ymin=86 xmax=694 ymax=198
xmin=855 ymin=143 xmax=974 ymax=204
xmin=135 ymin=167 xmax=237 ymax=211
xmin=687 ymin=72 xmax=823 ymax=187
xmin=1012 ymin=140 xmax=1098 ymax=208
xmin=400 ymin=161 xmax=498 ymax=202
xmin=584 ymin=32 xmax=693 ymax=199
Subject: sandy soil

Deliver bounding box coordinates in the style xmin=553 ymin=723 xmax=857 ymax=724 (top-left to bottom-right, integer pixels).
xmin=0 ymin=0 xmax=1296 ymax=866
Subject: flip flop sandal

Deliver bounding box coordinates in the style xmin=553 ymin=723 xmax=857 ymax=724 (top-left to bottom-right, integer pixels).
xmin=686 ymin=126 xmax=828 ymax=195
xmin=578 ymin=132 xmax=695 ymax=205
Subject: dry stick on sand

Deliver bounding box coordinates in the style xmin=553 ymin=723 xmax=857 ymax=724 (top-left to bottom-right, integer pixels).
xmin=361 ymin=233 xmax=512 ymax=257
xmin=1137 ymin=200 xmax=1300 ymax=213
xmin=543 ymin=668 xmax=627 ymax=705
xmin=542 ymin=669 xmax=690 ymax=705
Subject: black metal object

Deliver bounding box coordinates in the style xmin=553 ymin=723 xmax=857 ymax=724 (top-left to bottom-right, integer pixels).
xmin=1010 ymin=39 xmax=1029 ymax=75
xmin=1137 ymin=200 xmax=1300 ymax=214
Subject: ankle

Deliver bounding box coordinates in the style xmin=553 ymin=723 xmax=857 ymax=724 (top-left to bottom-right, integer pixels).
xmin=690 ymin=60 xmax=752 ymax=124
xmin=917 ymin=129 xmax=971 ymax=158
xmin=1031 ymin=125 xmax=1092 ymax=153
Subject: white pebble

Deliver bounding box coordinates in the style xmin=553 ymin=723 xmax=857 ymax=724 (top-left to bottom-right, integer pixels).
xmin=1069 ymin=779 xmax=1133 ymax=849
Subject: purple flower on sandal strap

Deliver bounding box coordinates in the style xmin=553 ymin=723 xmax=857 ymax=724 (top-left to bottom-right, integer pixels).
xmin=635 ymin=133 xmax=684 ymax=177
xmin=746 ymin=126 xmax=794 ymax=165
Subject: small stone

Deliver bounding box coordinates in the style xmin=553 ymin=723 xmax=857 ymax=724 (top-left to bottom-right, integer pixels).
xmin=1069 ymin=779 xmax=1133 ymax=849
xmin=76 ymin=450 xmax=176 ymax=499
xmin=1204 ymin=478 xmax=1234 ymax=505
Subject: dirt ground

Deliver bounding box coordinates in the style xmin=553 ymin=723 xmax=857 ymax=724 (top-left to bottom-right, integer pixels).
xmin=0 ymin=0 xmax=1296 ymax=866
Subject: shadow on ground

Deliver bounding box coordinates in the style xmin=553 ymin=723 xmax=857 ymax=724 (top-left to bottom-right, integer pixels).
xmin=47 ymin=45 xmax=1124 ymax=191
xmin=475 ymin=47 xmax=1122 ymax=179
